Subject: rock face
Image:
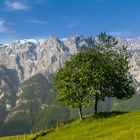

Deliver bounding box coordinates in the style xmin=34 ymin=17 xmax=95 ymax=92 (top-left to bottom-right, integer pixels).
xmin=0 ymin=35 xmax=140 ymax=84
xmin=129 ymin=50 xmax=140 ymax=83
xmin=0 ymin=65 xmax=19 ymax=124
xmin=0 ymin=36 xmax=87 ymax=83
xmin=1 ymin=35 xmax=140 ymax=135
xmin=116 ymin=37 xmax=140 ymax=86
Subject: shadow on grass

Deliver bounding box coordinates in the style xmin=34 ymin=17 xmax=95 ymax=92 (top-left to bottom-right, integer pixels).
xmin=94 ymin=111 xmax=128 ymax=119
xmin=31 ymin=129 xmax=54 ymax=140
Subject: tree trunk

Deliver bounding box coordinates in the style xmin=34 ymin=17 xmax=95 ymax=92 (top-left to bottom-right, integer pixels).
xmin=94 ymin=95 xmax=99 ymax=116
xmin=78 ymin=106 xmax=83 ymax=120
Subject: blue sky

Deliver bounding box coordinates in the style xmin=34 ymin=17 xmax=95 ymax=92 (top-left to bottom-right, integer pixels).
xmin=0 ymin=0 xmax=140 ymax=43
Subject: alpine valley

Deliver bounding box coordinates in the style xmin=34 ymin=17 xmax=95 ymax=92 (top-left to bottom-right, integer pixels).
xmin=0 ymin=35 xmax=140 ymax=136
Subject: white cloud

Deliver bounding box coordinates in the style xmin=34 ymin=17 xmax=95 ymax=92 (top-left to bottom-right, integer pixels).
xmin=0 ymin=19 xmax=7 ymax=33
xmin=67 ymin=21 xmax=77 ymax=29
xmin=5 ymin=0 xmax=30 ymax=11
xmin=63 ymin=16 xmax=82 ymax=29
xmin=0 ymin=18 xmax=16 ymax=34
xmin=29 ymin=18 xmax=48 ymax=24
xmin=108 ymin=31 xmax=133 ymax=37
xmin=36 ymin=0 xmax=48 ymax=4
xmin=66 ymin=20 xmax=81 ymax=29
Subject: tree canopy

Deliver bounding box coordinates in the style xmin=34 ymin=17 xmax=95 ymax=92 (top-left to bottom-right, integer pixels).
xmin=87 ymin=33 xmax=135 ymax=114
xmin=54 ymin=32 xmax=135 ymax=119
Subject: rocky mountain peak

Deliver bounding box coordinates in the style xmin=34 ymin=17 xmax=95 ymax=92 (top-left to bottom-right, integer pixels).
xmin=0 ymin=35 xmax=140 ymax=83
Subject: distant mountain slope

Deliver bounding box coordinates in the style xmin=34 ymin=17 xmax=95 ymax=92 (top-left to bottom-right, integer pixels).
xmin=0 ymin=65 xmax=19 ymax=124
xmin=0 ymin=73 xmax=69 ymax=136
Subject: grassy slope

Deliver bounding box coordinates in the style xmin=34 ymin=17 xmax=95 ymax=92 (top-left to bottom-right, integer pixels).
xmin=0 ymin=134 xmax=35 ymax=140
xmin=0 ymin=110 xmax=140 ymax=140
xmin=37 ymin=110 xmax=140 ymax=140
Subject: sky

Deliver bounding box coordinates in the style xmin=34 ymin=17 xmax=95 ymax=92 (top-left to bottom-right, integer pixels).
xmin=0 ymin=0 xmax=140 ymax=43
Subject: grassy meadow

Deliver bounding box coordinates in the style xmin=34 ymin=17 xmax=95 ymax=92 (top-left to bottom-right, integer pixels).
xmin=0 ymin=133 xmax=36 ymax=140
xmin=37 ymin=111 xmax=140 ymax=140
xmin=0 ymin=110 xmax=140 ymax=140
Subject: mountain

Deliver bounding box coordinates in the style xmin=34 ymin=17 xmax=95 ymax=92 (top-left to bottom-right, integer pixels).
xmin=0 ymin=35 xmax=140 ymax=83
xmin=0 ymin=73 xmax=70 ymax=135
xmin=0 ymin=36 xmax=87 ymax=83
xmin=0 ymin=65 xmax=19 ymax=124
xmin=0 ymin=35 xmax=140 ymax=135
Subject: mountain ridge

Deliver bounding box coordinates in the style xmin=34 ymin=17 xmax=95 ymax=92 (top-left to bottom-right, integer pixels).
xmin=0 ymin=35 xmax=140 ymax=83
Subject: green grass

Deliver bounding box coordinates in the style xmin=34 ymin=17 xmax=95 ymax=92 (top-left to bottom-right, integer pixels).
xmin=0 ymin=133 xmax=36 ymax=140
xmin=37 ymin=110 xmax=140 ymax=140
xmin=1 ymin=110 xmax=140 ymax=140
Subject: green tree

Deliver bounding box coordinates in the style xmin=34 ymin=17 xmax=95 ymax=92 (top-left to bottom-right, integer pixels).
xmin=87 ymin=32 xmax=135 ymax=115
xmin=54 ymin=32 xmax=135 ymax=119
xmin=54 ymin=53 xmax=92 ymax=120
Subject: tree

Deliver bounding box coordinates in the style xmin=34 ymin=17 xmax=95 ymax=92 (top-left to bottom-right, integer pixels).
xmin=54 ymin=53 xmax=92 ymax=120
xmin=54 ymin=32 xmax=135 ymax=118
xmin=87 ymin=32 xmax=135 ymax=115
